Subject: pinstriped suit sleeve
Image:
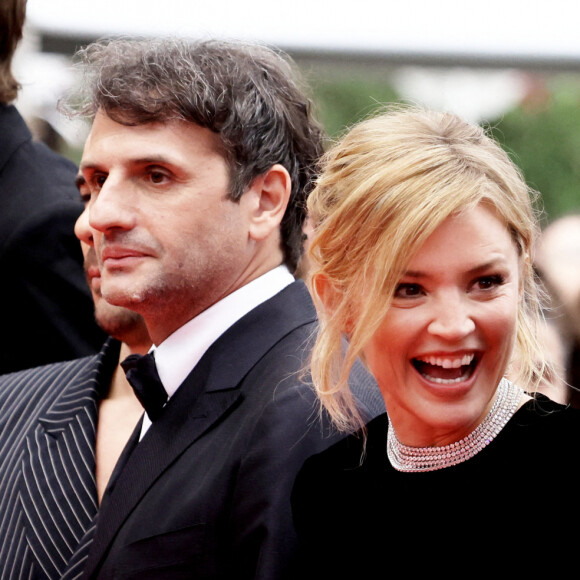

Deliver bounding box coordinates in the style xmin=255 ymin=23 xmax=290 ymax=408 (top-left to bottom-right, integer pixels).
xmin=0 ymin=354 xmax=103 ymax=580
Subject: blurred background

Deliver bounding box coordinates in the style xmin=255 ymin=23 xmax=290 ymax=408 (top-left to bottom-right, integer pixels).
xmin=14 ymin=0 xmax=580 ymax=221
xmin=11 ymin=0 xmax=580 ymax=395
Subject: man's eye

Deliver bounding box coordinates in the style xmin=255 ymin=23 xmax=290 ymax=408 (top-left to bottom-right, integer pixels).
xmin=149 ymin=171 xmax=167 ymax=184
xmin=91 ymin=175 xmax=107 ymax=190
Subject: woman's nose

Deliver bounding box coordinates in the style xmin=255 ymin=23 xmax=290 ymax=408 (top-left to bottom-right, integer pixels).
xmin=427 ymin=293 xmax=476 ymax=341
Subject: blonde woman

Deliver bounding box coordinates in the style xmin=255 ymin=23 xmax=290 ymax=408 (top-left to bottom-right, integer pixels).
xmin=291 ymin=108 xmax=580 ymax=577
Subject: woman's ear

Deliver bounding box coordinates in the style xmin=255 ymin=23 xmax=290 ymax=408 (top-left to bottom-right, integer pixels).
xmin=246 ymin=164 xmax=291 ymax=242
xmin=312 ymin=272 xmax=332 ymax=309
xmin=520 ymin=252 xmax=531 ymax=300
xmin=313 ymin=273 xmax=356 ymax=335
xmin=312 ymin=272 xmax=346 ymax=318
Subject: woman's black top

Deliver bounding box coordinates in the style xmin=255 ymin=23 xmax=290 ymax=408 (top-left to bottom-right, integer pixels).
xmin=291 ymin=396 xmax=580 ymax=577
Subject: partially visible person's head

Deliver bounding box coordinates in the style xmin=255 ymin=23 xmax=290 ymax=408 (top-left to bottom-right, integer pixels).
xmin=0 ymin=0 xmax=26 ymax=104
xmin=75 ymin=174 xmax=151 ymax=352
xmin=536 ymin=214 xmax=580 ymax=398
xmin=536 ymin=214 xmax=580 ymax=333
xmin=65 ymin=38 xmax=324 ymax=273
xmin=308 ymin=107 xmax=547 ymax=431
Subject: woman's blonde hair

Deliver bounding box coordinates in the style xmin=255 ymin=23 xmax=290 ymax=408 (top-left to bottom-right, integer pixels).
xmin=308 ymin=106 xmax=547 ymax=432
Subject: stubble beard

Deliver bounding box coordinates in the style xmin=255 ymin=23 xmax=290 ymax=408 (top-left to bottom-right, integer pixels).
xmin=94 ymin=299 xmax=145 ymax=342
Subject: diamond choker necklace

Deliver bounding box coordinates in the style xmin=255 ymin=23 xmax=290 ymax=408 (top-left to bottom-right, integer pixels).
xmin=387 ymin=378 xmax=523 ymax=473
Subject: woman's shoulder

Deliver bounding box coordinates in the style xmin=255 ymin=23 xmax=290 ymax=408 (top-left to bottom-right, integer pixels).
xmin=518 ymin=393 xmax=580 ymax=424
xmin=292 ymin=414 xmax=390 ymax=528
xmin=506 ymin=393 xmax=580 ymax=450
xmin=302 ymin=413 xmax=388 ymax=477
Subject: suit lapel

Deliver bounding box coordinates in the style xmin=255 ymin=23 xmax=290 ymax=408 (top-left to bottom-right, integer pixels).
xmin=83 ymin=353 xmax=244 ymax=578
xmin=20 ymin=340 xmax=119 ymax=577
xmin=83 ymin=281 xmax=316 ymax=578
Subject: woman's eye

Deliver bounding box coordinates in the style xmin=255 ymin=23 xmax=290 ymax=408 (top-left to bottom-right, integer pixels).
xmin=474 ymin=275 xmax=505 ymax=291
xmin=394 ymin=283 xmax=423 ymax=298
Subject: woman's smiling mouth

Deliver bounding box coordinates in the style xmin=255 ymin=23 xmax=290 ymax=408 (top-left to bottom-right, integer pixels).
xmin=412 ymin=354 xmax=477 ymax=385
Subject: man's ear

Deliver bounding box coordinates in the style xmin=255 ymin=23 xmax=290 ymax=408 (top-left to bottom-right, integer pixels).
xmin=245 ymin=164 xmax=291 ymax=242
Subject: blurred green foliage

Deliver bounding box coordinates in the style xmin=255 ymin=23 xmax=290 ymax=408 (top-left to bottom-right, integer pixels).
xmin=489 ymin=76 xmax=580 ymax=223
xmin=308 ymin=74 xmax=400 ymax=139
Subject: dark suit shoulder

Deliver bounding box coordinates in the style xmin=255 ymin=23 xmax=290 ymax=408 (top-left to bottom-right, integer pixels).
xmin=0 ymin=107 xmax=107 ymax=372
xmin=0 ymin=342 xmax=107 ymax=579
xmin=0 ymin=338 xmax=119 ymax=426
xmin=0 ymin=355 xmax=100 ymax=414
xmin=0 ymin=106 xmax=78 ymax=202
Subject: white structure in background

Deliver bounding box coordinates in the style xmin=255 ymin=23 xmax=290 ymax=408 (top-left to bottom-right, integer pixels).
xmin=12 ymin=27 xmax=528 ymax=146
xmin=13 ymin=25 xmax=89 ymax=146
xmin=14 ymin=0 xmax=580 ymax=144
xmin=392 ymin=68 xmax=527 ymax=124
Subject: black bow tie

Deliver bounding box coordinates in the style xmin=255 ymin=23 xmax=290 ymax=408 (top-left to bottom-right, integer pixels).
xmin=121 ymin=352 xmax=168 ymax=421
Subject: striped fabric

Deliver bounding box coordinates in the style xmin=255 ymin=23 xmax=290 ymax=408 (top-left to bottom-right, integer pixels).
xmin=0 ymin=351 xmax=106 ymax=579
xmin=60 ymin=519 xmax=98 ymax=580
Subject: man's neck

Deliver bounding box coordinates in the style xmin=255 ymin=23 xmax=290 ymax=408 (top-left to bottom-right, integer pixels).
xmin=107 ymin=342 xmax=150 ymax=401
xmin=96 ymin=341 xmax=149 ymax=503
xmin=146 ymin=263 xmax=289 ymax=346
xmin=150 ymin=265 xmax=294 ymax=398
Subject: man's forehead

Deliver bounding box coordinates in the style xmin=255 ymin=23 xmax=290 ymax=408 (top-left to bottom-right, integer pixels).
xmin=79 ymin=116 xmax=233 ymax=197
xmin=82 ymin=111 xmax=224 ymax=162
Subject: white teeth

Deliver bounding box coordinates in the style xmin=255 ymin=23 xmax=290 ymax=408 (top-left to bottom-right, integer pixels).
xmin=427 ymin=374 xmax=468 ymax=385
xmin=418 ymin=354 xmax=474 ymax=369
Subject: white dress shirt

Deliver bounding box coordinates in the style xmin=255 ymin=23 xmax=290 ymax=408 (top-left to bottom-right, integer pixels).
xmin=139 ymin=265 xmax=294 ymax=438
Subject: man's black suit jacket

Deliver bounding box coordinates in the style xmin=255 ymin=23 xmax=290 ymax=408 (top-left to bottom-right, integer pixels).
xmin=0 ymin=340 xmax=120 ymax=579
xmin=0 ymin=104 xmax=106 ymax=373
xmin=81 ymin=282 xmax=382 ymax=579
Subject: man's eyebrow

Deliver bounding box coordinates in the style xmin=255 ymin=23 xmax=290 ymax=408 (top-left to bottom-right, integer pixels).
xmin=132 ymin=155 xmax=176 ymax=165
xmin=81 ymin=155 xmax=176 ymax=170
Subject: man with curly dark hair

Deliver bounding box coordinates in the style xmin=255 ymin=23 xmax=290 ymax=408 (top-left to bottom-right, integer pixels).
xmin=58 ymin=37 xmax=379 ymax=579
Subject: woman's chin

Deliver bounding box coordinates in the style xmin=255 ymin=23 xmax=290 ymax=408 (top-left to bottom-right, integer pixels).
xmin=391 ymin=366 xmax=500 ymax=447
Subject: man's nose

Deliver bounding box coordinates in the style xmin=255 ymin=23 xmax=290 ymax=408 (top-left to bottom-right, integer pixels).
xmin=88 ymin=177 xmax=136 ymax=234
